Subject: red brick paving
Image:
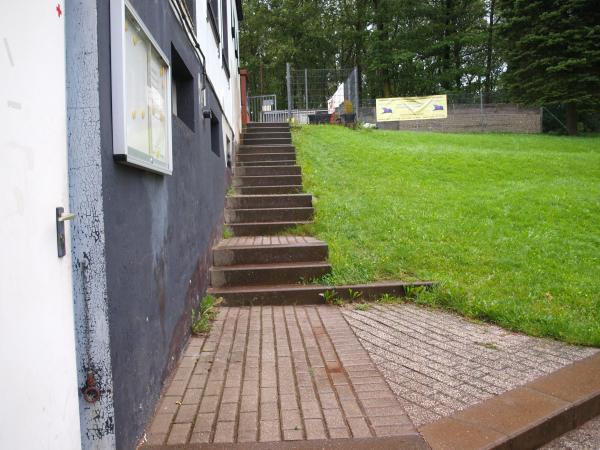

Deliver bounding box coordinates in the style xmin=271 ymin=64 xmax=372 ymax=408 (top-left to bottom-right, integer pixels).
xmin=144 ymin=306 xmax=418 ymax=446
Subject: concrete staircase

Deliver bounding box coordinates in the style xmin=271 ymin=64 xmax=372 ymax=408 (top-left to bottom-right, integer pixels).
xmin=209 ymin=123 xmax=333 ymax=303
xmin=208 ymin=122 xmax=434 ymax=305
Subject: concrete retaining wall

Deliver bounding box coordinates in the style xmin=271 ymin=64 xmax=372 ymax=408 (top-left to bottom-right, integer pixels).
xmin=360 ymin=104 xmax=542 ymax=133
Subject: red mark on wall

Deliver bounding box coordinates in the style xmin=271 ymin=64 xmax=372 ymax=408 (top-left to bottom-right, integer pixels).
xmin=56 ymin=3 xmax=62 ymax=18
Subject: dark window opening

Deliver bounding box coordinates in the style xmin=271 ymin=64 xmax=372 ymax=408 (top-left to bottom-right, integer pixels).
xmin=210 ymin=115 xmax=221 ymax=157
xmin=226 ymin=136 xmax=231 ymax=168
xmin=207 ymin=0 xmax=220 ymax=44
xmin=171 ymin=46 xmax=195 ymax=131
xmin=221 ymin=0 xmax=229 ymax=77
xmin=231 ymin=5 xmax=238 ymax=59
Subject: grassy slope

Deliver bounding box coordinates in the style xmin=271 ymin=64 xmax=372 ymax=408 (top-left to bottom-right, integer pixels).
xmin=294 ymin=126 xmax=600 ymax=346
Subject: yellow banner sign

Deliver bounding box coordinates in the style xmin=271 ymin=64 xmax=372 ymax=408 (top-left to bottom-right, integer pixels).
xmin=376 ymin=95 xmax=448 ymax=121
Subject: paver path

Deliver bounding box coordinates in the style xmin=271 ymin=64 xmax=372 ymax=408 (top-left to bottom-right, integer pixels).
xmin=342 ymin=303 xmax=598 ymax=428
xmin=145 ymin=305 xmax=422 ymax=446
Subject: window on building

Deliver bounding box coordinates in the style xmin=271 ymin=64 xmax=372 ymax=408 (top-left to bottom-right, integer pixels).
xmin=225 ymin=136 xmax=231 ymax=168
xmin=171 ymin=46 xmax=195 ymax=131
xmin=221 ymin=0 xmax=229 ymax=77
xmin=210 ymin=115 xmax=221 ymax=156
xmin=207 ymin=0 xmax=220 ymax=44
xmin=231 ymin=6 xmax=238 ymax=59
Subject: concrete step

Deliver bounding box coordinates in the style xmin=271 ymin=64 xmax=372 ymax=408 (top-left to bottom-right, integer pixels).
xmin=235 ymin=165 xmax=301 ymax=176
xmin=208 ymin=281 xmax=436 ymax=306
xmin=242 ymin=137 xmax=292 ymax=146
xmin=227 ymin=221 xmax=311 ymax=236
xmin=232 ymin=175 xmax=302 ymax=187
xmin=236 ymin=159 xmax=297 ymax=167
xmin=235 ymin=185 xmax=303 ymax=195
xmin=225 ymin=207 xmax=314 ymax=223
xmin=242 ymin=131 xmax=291 ymax=139
xmin=246 ymin=122 xmax=289 ymax=129
xmin=226 ymin=194 xmax=313 ymax=209
xmin=237 ymin=153 xmax=296 ymax=164
xmin=210 ymin=261 xmax=331 ymax=288
xmin=213 ymin=236 xmax=328 ymax=265
xmin=244 ymin=127 xmax=290 ymax=134
xmin=238 ymin=145 xmax=295 ymax=154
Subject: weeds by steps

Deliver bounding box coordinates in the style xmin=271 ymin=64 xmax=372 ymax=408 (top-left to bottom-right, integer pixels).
xmin=222 ymin=226 xmax=234 ymax=239
xmin=191 ymin=295 xmax=221 ymax=335
xmin=320 ymin=289 xmax=343 ymax=306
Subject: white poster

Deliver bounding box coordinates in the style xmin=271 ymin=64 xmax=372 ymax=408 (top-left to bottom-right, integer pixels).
xmin=125 ymin=18 xmax=150 ymax=155
xmin=148 ymin=49 xmax=168 ymax=162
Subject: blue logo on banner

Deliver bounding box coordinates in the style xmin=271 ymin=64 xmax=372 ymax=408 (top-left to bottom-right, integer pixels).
xmin=382 ymin=107 xmax=393 ymax=114
xmin=433 ymin=105 xmax=444 ymax=111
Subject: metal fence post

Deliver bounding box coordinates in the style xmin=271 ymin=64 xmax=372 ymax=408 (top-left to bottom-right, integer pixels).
xmin=304 ymin=69 xmax=309 ymax=110
xmin=354 ymin=66 xmax=359 ymax=120
xmin=286 ymin=63 xmax=292 ymax=121
xmin=480 ymin=89 xmax=484 ymax=131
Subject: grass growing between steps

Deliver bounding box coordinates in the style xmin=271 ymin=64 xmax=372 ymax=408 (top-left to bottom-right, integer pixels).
xmin=293 ymin=125 xmax=600 ymax=346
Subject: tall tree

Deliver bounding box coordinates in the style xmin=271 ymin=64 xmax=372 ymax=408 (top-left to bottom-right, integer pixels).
xmin=240 ymin=0 xmax=502 ymax=104
xmin=499 ymin=0 xmax=600 ymax=135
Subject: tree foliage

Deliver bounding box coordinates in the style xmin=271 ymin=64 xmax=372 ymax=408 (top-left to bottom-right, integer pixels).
xmin=499 ymin=0 xmax=600 ymax=134
xmin=239 ymin=0 xmax=599 ymax=134
xmin=240 ymin=0 xmax=498 ymax=101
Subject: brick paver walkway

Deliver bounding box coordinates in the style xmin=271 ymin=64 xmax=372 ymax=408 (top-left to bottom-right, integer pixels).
xmin=342 ymin=303 xmax=598 ymax=428
xmin=145 ymin=305 xmax=418 ymax=446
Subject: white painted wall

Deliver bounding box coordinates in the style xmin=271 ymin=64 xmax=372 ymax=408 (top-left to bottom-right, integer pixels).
xmin=196 ymin=0 xmax=242 ymax=139
xmin=0 ymin=2 xmax=82 ymax=449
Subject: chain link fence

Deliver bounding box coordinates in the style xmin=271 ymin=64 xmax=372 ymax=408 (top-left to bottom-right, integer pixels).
xmin=247 ymin=65 xmax=359 ymax=124
xmin=247 ymin=64 xmax=599 ymax=133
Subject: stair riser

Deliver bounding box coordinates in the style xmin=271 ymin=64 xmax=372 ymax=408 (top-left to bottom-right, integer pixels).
xmin=210 ymin=265 xmax=331 ymax=288
xmin=237 ymin=154 xmax=296 ymax=164
xmin=235 ymin=186 xmax=303 ymax=195
xmin=244 ymin=128 xmax=290 ymax=134
xmin=225 ymin=208 xmax=313 ymax=223
xmin=213 ymin=245 xmax=328 ymax=266
xmin=209 ymin=281 xmax=435 ymax=306
xmin=246 ymin=122 xmax=289 ymax=129
xmin=232 ymin=175 xmax=302 ymax=187
xmin=237 ymin=160 xmax=297 ymax=166
xmin=226 ymin=195 xmax=312 ymax=209
xmin=242 ymin=137 xmax=292 ymax=145
xmin=242 ymin=132 xmax=291 ymax=139
xmin=229 ymin=222 xmax=307 ymax=236
xmin=235 ymin=166 xmax=301 ymax=176
xmin=238 ymin=146 xmax=295 ymax=155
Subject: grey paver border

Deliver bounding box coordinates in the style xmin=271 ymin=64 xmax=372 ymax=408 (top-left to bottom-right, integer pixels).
xmin=419 ymin=353 xmax=600 ymax=450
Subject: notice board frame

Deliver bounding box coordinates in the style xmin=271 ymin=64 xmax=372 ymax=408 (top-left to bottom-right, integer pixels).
xmin=110 ymin=0 xmax=174 ymax=175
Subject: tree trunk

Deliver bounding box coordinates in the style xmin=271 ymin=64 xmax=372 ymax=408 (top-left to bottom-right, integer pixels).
xmin=441 ymin=0 xmax=453 ymax=91
xmin=566 ymin=103 xmax=578 ymax=135
xmin=484 ymin=0 xmax=495 ymax=103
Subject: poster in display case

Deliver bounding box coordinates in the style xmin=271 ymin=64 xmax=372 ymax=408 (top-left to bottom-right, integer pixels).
xmin=111 ymin=1 xmax=172 ymax=174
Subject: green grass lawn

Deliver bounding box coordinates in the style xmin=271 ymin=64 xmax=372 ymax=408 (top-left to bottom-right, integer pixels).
xmin=293 ymin=125 xmax=600 ymax=346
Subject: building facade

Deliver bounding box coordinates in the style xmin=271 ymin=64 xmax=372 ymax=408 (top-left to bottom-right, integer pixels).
xmin=0 ymin=1 xmax=243 ymax=449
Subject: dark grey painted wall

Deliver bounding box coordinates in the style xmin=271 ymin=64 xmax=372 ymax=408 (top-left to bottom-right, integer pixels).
xmin=96 ymin=1 xmax=230 ymax=448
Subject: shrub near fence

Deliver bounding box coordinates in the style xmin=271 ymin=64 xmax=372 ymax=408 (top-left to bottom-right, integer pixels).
xmin=359 ymin=103 xmax=542 ymax=133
